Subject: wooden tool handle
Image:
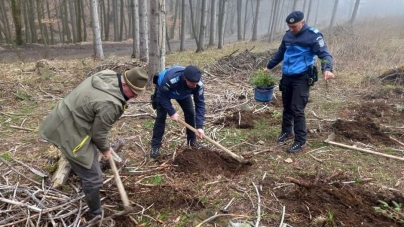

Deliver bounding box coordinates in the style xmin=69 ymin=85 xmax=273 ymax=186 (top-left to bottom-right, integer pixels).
xmin=108 ymin=157 xmax=130 ymax=208
xmin=177 ymin=119 xmax=246 ymax=163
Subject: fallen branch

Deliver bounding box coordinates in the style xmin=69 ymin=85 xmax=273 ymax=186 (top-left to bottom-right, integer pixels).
xmin=194 ymin=214 xmax=249 ymax=227
xmin=9 ymin=125 xmax=35 ymax=131
xmin=287 ymin=177 xmax=311 ymax=188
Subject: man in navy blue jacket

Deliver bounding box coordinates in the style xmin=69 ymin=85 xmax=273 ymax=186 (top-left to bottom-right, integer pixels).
xmin=265 ymin=11 xmax=335 ymax=153
xmin=150 ymin=65 xmax=205 ymax=158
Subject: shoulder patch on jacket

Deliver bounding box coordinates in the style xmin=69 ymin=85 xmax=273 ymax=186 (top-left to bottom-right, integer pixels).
xmin=169 ymin=76 xmax=179 ymax=84
xmin=309 ymin=27 xmax=319 ymax=33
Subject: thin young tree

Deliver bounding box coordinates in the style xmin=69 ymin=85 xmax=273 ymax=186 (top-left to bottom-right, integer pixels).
xmin=90 ymin=0 xmax=104 ymax=59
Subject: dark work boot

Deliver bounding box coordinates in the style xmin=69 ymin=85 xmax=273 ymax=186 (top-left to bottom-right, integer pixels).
xmin=150 ymin=147 xmax=160 ymax=158
xmin=277 ymin=132 xmax=295 ymax=143
xmin=83 ymin=188 xmax=103 ymax=219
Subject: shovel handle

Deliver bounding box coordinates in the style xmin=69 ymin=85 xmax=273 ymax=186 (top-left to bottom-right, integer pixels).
xmin=177 ymin=119 xmax=245 ymax=163
xmin=108 ymin=157 xmax=130 ymax=208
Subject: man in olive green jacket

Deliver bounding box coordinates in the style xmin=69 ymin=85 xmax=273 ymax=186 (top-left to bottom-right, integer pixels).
xmin=39 ymin=67 xmax=148 ymax=219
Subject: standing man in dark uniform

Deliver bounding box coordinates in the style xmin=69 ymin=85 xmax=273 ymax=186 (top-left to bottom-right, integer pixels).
xmin=39 ymin=68 xmax=148 ymax=219
xmin=265 ymin=11 xmax=335 ymax=153
xmin=150 ymin=65 xmax=205 ymax=158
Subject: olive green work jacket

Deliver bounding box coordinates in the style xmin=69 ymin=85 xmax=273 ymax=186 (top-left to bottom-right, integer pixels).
xmin=39 ymin=70 xmax=126 ymax=169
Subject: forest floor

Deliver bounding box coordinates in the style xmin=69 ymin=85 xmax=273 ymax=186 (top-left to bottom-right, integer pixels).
xmin=1 ymin=26 xmax=404 ymax=226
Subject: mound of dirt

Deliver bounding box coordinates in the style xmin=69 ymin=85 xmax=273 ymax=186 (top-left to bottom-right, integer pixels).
xmin=172 ymin=148 xmax=251 ymax=178
xmin=214 ymin=110 xmax=280 ymax=128
xmin=261 ymin=174 xmax=403 ymax=227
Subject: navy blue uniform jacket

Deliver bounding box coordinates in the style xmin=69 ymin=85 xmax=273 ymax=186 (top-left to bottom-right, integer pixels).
xmin=156 ymin=66 xmax=205 ymax=128
xmin=267 ymin=24 xmax=333 ymax=76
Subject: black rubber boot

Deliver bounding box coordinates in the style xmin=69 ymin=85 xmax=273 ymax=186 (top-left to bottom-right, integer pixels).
xmin=83 ymin=188 xmax=103 ymax=219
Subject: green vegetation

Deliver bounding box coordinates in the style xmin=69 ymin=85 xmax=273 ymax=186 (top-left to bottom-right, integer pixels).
xmin=250 ymin=69 xmax=277 ymax=87
xmin=373 ymin=200 xmax=404 ymax=224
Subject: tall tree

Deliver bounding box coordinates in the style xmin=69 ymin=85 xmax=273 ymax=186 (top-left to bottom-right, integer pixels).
xmin=251 ymin=0 xmax=260 ymax=41
xmin=330 ymin=0 xmax=339 ymax=28
xmin=243 ymin=0 xmax=249 ymax=40
xmin=217 ymin=0 xmax=226 ymax=49
xmin=350 ymin=0 xmax=361 ymax=24
xmin=196 ymin=0 xmax=207 ymax=52
xmin=11 ymin=0 xmax=23 ymax=45
xmin=150 ymin=0 xmax=161 ymax=76
xmin=90 ymin=0 xmax=104 ymax=59
xmin=131 ymin=0 xmax=140 ymax=58
xmin=180 ymin=0 xmax=185 ymax=51
xmin=237 ymin=0 xmax=242 ymax=41
xmin=138 ymin=0 xmax=149 ymax=62
xmin=160 ymin=0 xmax=166 ymax=68
xmin=208 ymin=0 xmax=216 ymax=45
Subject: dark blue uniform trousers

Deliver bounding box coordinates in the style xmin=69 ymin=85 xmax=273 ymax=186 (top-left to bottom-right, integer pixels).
xmin=280 ymin=74 xmax=310 ymax=144
xmin=152 ymin=96 xmax=196 ymax=149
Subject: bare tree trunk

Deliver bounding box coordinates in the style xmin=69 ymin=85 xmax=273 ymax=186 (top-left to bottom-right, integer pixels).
xmin=139 ymin=0 xmax=149 ymax=62
xmin=119 ymin=0 xmax=124 ymax=40
xmin=11 ymin=0 xmax=23 ymax=45
xmin=306 ymin=0 xmax=313 ymax=25
xmin=236 ymin=0 xmax=242 ymax=41
xmin=329 ymin=0 xmax=339 ymax=28
xmin=90 ymin=0 xmax=104 ymax=60
xmin=350 ymin=0 xmax=360 ymax=24
xmin=170 ymin=0 xmax=179 ymax=39
xmin=251 ymin=0 xmax=260 ymax=41
xmin=76 ymin=0 xmax=82 ymax=42
xmin=217 ymin=0 xmax=226 ymax=49
xmin=46 ymin=1 xmax=55 ymax=44
xmin=23 ymin=0 xmax=31 ymax=43
xmin=243 ymin=0 xmax=248 ymax=40
xmin=68 ymin=0 xmax=77 ymax=42
xmin=160 ymin=0 xmax=166 ymax=69
xmin=0 ymin=0 xmax=12 ymax=43
xmin=208 ymin=0 xmax=216 ymax=46
xmin=81 ymin=0 xmax=87 ymax=41
xmin=150 ymin=0 xmax=160 ymax=76
xmin=131 ymin=0 xmax=140 ymax=58
xmin=62 ymin=0 xmax=72 ymax=43
xmin=180 ymin=0 xmax=185 ymax=51
xmin=188 ymin=0 xmax=198 ymax=45
xmin=196 ymin=0 xmax=207 ymax=52
xmin=269 ymin=0 xmax=278 ymax=42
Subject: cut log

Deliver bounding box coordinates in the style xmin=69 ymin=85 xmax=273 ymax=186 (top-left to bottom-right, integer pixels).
xmin=51 ymin=156 xmax=71 ymax=188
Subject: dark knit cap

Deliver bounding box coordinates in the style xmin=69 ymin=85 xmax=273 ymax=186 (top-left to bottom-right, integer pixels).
xmin=183 ymin=65 xmax=202 ymax=82
xmin=123 ymin=67 xmax=148 ymax=95
xmin=285 ymin=11 xmax=304 ymax=24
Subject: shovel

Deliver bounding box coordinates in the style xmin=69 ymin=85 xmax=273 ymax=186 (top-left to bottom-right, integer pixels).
xmin=324 ymin=133 xmax=404 ymax=161
xmin=108 ymin=157 xmax=133 ymax=212
xmin=177 ymin=119 xmax=247 ymax=163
